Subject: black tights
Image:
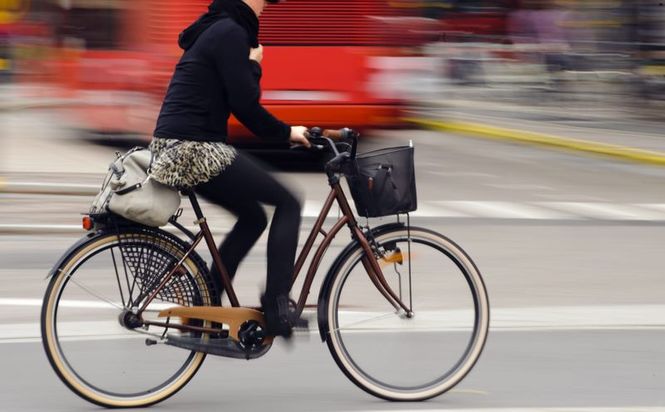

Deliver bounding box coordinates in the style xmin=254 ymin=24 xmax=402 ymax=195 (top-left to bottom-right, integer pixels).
xmin=196 ymin=152 xmax=301 ymax=300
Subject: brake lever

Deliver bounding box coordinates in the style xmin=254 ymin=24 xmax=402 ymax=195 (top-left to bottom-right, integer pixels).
xmin=324 ymin=151 xmax=351 ymax=175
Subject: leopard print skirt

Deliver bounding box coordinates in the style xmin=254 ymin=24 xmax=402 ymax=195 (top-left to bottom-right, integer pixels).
xmin=148 ymin=137 xmax=237 ymax=189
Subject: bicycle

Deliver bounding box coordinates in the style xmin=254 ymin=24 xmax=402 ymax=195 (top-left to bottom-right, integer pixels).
xmin=41 ymin=128 xmax=490 ymax=408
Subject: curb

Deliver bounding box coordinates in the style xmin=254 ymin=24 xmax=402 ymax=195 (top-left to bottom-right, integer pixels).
xmin=405 ymin=117 xmax=665 ymax=167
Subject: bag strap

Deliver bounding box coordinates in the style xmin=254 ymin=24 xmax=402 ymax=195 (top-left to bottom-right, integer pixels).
xmin=148 ymin=150 xmax=155 ymax=174
xmin=115 ymin=182 xmax=142 ymax=196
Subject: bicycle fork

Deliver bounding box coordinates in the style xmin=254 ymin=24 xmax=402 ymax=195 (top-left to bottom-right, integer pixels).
xmin=353 ymin=225 xmax=413 ymax=317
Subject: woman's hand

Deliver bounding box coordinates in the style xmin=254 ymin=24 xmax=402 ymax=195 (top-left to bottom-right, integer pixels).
xmin=289 ymin=126 xmax=311 ymax=148
xmin=249 ymin=44 xmax=263 ymax=64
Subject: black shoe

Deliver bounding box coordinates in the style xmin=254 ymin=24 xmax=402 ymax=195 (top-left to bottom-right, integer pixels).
xmin=260 ymin=295 xmax=308 ymax=338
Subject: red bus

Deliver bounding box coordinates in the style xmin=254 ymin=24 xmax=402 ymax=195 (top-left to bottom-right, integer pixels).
xmin=46 ymin=0 xmax=416 ymax=145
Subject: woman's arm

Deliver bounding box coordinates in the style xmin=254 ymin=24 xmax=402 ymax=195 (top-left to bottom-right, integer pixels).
xmin=212 ymin=25 xmax=290 ymax=141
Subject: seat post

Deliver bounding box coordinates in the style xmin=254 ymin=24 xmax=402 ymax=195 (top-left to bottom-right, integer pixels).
xmin=186 ymin=191 xmax=205 ymax=221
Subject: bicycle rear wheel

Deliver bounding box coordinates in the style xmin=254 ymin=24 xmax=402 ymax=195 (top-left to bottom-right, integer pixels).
xmin=41 ymin=228 xmax=217 ymax=408
xmin=321 ymin=226 xmax=489 ymax=401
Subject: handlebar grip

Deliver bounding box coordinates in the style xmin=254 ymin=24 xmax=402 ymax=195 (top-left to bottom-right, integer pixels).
xmin=305 ymin=127 xmax=359 ymax=159
xmin=322 ymin=129 xmax=344 ymax=140
xmin=323 ymin=128 xmax=358 ymax=141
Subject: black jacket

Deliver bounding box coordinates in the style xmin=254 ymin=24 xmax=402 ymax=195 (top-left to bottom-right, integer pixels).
xmin=154 ymin=18 xmax=290 ymax=142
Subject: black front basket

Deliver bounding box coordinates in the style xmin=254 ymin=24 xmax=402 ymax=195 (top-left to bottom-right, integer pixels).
xmin=345 ymin=145 xmax=417 ymax=218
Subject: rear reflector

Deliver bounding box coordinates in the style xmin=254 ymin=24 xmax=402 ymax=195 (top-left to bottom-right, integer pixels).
xmin=82 ymin=216 xmax=93 ymax=231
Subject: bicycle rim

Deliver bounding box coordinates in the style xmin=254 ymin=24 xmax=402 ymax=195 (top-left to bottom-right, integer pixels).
xmin=41 ymin=231 xmax=212 ymax=407
xmin=325 ymin=227 xmax=489 ymax=401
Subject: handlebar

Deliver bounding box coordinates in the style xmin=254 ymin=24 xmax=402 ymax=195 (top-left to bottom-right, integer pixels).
xmin=304 ymin=127 xmax=360 ymax=159
xmin=297 ymin=127 xmax=360 ymax=176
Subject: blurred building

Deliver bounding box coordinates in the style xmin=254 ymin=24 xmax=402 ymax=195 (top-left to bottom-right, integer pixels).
xmin=2 ymin=0 xmax=663 ymax=128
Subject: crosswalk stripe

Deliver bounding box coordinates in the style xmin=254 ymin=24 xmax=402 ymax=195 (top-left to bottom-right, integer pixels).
xmin=3 ymin=203 xmax=665 ymax=236
xmin=413 ymin=203 xmax=471 ymax=217
xmin=302 ymin=200 xmax=665 ymax=220
xmin=637 ymin=203 xmax=665 ymax=216
xmin=438 ymin=201 xmax=577 ymax=220
xmin=540 ymin=202 xmax=665 ymax=221
xmin=420 ymin=201 xmax=665 ymax=221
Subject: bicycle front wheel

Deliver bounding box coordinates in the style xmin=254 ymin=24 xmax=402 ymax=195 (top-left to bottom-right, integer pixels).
xmin=41 ymin=228 xmax=217 ymax=408
xmin=321 ymin=226 xmax=489 ymax=401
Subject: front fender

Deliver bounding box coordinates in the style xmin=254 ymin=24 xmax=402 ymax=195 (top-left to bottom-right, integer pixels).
xmin=316 ymin=222 xmax=405 ymax=342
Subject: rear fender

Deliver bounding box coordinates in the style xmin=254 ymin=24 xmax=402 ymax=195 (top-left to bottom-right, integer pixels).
xmin=46 ymin=232 xmax=100 ymax=279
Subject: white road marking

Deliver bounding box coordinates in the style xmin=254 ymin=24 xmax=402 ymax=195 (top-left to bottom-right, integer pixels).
xmin=413 ymin=203 xmax=471 ymax=218
xmin=428 ymin=171 xmax=499 ymax=179
xmin=489 ymin=305 xmax=665 ymax=331
xmin=3 ymin=203 xmax=665 ymax=236
xmin=438 ymin=201 xmax=576 ymax=220
xmin=295 ymin=201 xmax=665 ymax=221
xmin=0 ymin=298 xmax=43 ymax=307
xmin=637 ymin=203 xmax=665 ymax=215
xmin=0 ymin=298 xmax=172 ymax=310
xmin=542 ymin=202 xmax=665 ymax=221
xmin=255 ymin=200 xmax=637 ymax=222
xmin=1 ymin=321 xmax=139 ymax=342
xmin=363 ymin=408 xmax=665 ymax=412
xmin=3 ymin=302 xmax=663 ymax=343
xmin=303 ymin=200 xmax=325 ymax=218
xmin=487 ymin=183 xmax=556 ymax=191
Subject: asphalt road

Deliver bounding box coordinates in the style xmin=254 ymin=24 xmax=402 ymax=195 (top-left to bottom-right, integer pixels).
xmin=1 ymin=114 xmax=665 ymax=411
xmin=1 ymin=330 xmax=664 ymax=412
xmin=2 ymin=229 xmax=664 ymax=412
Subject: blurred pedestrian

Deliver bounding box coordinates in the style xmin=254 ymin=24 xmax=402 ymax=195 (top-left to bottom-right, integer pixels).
xmin=509 ymin=0 xmax=573 ymax=74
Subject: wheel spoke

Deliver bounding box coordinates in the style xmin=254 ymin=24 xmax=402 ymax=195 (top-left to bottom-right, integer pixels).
xmin=330 ymin=311 xmax=398 ymax=333
xmin=68 ymin=276 xmax=125 ymax=311
xmin=110 ymin=248 xmax=126 ymax=307
xmin=120 ymin=243 xmax=135 ymax=307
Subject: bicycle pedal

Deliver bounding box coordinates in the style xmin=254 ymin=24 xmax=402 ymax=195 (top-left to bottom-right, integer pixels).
xmin=292 ymin=317 xmax=310 ymax=331
xmin=291 ymin=315 xmax=313 ymax=340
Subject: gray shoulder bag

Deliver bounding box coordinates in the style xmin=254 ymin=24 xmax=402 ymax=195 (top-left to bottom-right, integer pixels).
xmin=90 ymin=147 xmax=181 ymax=227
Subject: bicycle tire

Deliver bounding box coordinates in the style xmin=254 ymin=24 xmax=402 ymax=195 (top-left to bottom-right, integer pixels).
xmin=319 ymin=226 xmax=489 ymax=401
xmin=41 ymin=227 xmax=217 ymax=408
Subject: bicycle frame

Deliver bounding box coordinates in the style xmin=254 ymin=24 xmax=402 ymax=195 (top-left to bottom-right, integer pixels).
xmin=137 ymin=176 xmax=411 ymax=329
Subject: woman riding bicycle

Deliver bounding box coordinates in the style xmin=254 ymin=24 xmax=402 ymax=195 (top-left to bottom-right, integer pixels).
xmin=148 ymin=0 xmax=310 ymax=337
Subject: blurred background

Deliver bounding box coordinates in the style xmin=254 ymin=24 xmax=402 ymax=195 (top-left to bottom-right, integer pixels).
xmin=2 ymin=0 xmax=663 ymax=142
xmin=1 ymin=1 xmax=665 ymax=410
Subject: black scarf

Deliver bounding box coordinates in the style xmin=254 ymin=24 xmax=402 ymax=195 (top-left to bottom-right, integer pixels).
xmin=178 ymin=0 xmax=259 ymax=50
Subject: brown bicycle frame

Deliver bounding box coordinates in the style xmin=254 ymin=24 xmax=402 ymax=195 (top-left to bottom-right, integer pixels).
xmin=138 ymin=179 xmax=411 ymax=327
